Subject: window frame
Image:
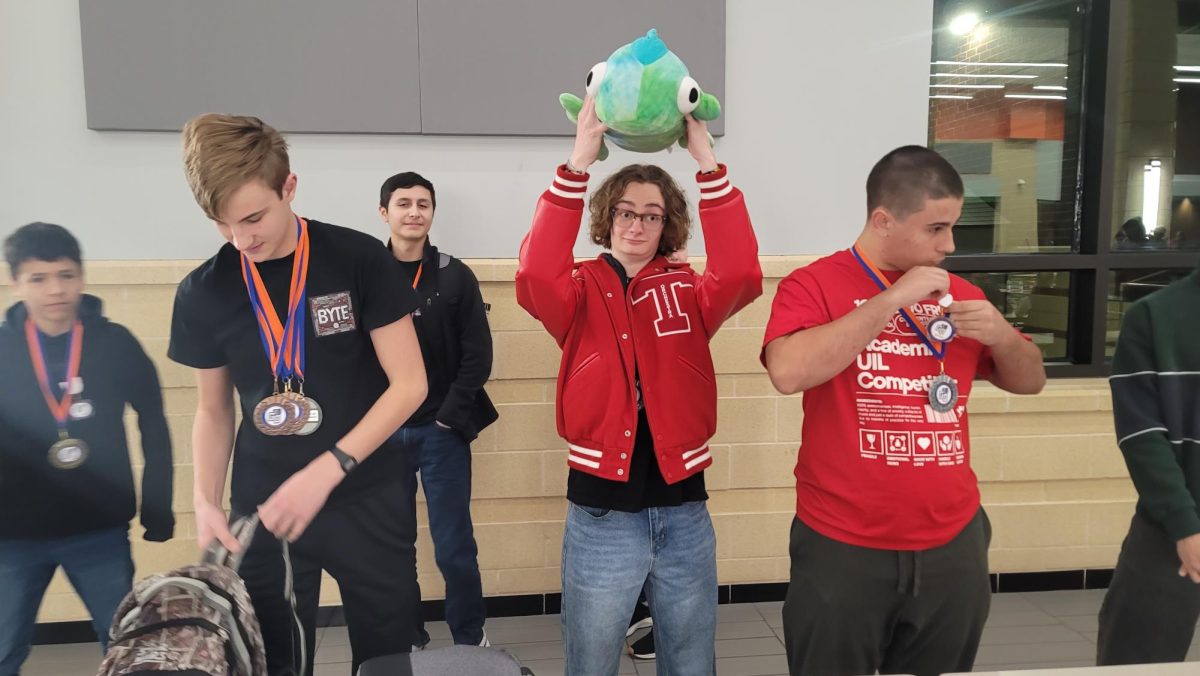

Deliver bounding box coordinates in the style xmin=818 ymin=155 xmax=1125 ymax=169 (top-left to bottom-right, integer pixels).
xmin=932 ymin=0 xmax=1200 ymax=378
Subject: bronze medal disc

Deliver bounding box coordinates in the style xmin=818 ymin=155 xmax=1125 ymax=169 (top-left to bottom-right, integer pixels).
xmin=280 ymin=391 xmax=311 ymax=435
xmin=254 ymin=395 xmax=293 ymax=436
xmin=48 ymin=437 xmax=89 ymax=470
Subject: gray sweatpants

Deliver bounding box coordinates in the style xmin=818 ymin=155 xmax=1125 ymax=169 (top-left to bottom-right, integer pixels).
xmin=781 ymin=509 xmax=992 ymax=676
xmin=1097 ymin=512 xmax=1200 ymax=665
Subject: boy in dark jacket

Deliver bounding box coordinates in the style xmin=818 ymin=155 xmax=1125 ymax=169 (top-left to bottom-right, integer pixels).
xmin=380 ymin=172 xmax=498 ymax=648
xmin=0 ymin=223 xmax=174 ymax=676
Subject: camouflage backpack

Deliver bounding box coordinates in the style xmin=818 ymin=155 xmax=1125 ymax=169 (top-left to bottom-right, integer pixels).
xmin=97 ymin=516 xmax=302 ymax=676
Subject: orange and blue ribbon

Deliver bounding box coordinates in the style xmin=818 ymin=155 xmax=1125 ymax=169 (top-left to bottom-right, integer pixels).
xmin=240 ymin=217 xmax=310 ymax=382
xmin=25 ymin=318 xmax=84 ymax=433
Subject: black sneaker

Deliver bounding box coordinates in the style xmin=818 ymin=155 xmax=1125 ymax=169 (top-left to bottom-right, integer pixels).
xmin=629 ymin=628 xmax=655 ymax=660
xmin=627 ymin=601 xmax=652 ymax=638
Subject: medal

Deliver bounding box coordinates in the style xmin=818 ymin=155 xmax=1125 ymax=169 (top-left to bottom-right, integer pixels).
xmin=25 ymin=319 xmax=88 ymax=469
xmin=928 ymin=373 xmax=959 ymax=413
xmin=242 ymin=217 xmax=312 ymax=438
xmin=295 ymin=396 xmax=323 ymax=436
xmin=927 ymin=316 xmax=956 ymax=342
xmin=279 ymin=388 xmax=311 ymax=435
xmin=928 ymin=293 xmax=956 ymax=342
xmin=48 ymin=433 xmax=89 ymax=470
xmin=253 ymin=393 xmax=293 ymax=436
xmin=69 ymin=400 xmax=95 ymax=420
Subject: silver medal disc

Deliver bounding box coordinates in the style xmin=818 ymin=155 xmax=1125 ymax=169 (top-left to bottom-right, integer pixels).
xmin=295 ymin=397 xmax=323 ymax=436
xmin=928 ymin=374 xmax=959 ymax=413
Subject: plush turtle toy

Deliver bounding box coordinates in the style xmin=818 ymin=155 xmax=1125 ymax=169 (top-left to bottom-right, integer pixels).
xmin=560 ymin=28 xmax=721 ymax=160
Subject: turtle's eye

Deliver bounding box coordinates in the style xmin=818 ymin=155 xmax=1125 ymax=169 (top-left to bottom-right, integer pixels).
xmin=586 ymin=62 xmax=608 ymax=97
xmin=677 ymin=76 xmax=701 ymax=114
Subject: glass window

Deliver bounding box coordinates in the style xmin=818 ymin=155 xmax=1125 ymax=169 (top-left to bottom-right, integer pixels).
xmin=929 ymin=1 xmax=1084 ymax=254
xmin=930 ymin=1 xmax=1200 ymax=374
xmin=958 ymin=271 xmax=1072 ymax=360
xmin=1109 ymin=1 xmax=1200 ymax=251
xmin=1105 ymin=267 xmax=1196 ymax=356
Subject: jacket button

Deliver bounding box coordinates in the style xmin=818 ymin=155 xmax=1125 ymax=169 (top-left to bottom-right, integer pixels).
xmin=656 ymin=434 xmax=663 ymax=440
xmin=624 ymin=430 xmax=632 ymax=437
xmin=621 ymin=333 xmax=628 ymax=340
xmin=620 ymin=453 xmax=628 ymax=460
xmin=606 ymin=292 xmax=613 ymax=298
xmin=617 ymin=468 xmax=625 ymax=476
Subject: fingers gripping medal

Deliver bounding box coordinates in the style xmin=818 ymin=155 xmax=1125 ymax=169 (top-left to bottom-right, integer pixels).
xmin=242 ymin=217 xmax=312 ymax=437
xmin=26 ymin=320 xmax=90 ymax=469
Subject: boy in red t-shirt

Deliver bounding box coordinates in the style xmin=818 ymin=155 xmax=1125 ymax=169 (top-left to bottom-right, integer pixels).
xmin=762 ymin=146 xmax=1046 ymax=676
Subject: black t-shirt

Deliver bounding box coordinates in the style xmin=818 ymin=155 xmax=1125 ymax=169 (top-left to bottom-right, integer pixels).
xmin=168 ymin=219 xmax=418 ymax=512
xmin=565 ymin=254 xmax=707 ymax=513
xmin=396 ymin=259 xmax=422 ymax=279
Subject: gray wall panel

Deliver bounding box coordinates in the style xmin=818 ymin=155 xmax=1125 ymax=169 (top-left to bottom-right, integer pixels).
xmin=416 ymin=0 xmax=725 ymax=136
xmin=79 ymin=0 xmax=421 ymax=133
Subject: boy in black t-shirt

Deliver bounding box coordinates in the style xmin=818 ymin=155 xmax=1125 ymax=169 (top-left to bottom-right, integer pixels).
xmin=168 ymin=114 xmax=428 ymax=675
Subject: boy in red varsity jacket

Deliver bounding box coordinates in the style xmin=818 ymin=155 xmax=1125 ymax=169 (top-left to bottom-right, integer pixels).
xmin=762 ymin=146 xmax=1046 ymax=676
xmin=515 ymin=96 xmax=761 ymax=676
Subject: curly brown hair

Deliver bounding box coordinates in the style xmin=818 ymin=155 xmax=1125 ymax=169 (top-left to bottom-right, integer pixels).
xmin=588 ymin=164 xmax=691 ymax=256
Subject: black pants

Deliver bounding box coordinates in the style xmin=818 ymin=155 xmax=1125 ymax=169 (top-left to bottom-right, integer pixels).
xmin=238 ymin=480 xmax=419 ymax=676
xmin=1098 ymin=512 xmax=1200 ymax=665
xmin=782 ymin=509 xmax=992 ymax=676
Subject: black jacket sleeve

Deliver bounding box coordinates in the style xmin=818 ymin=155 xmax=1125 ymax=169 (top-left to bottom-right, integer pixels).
xmin=436 ymin=262 xmax=495 ymax=434
xmin=117 ymin=326 xmax=175 ymax=542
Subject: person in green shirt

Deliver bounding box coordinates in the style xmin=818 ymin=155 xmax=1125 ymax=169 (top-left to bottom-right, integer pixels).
xmin=1098 ymin=264 xmax=1200 ymax=665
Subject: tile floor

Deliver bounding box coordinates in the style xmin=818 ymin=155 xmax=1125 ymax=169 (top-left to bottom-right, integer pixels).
xmin=19 ymin=589 xmax=1200 ymax=675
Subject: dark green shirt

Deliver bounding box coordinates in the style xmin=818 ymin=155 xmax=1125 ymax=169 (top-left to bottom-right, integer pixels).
xmin=1110 ymin=267 xmax=1200 ymax=541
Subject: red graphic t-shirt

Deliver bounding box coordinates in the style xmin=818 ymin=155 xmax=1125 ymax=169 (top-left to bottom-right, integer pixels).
xmin=763 ymin=250 xmax=1005 ymax=550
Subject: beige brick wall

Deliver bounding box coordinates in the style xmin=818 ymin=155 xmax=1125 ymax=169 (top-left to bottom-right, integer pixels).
xmin=0 ymin=258 xmax=1133 ymax=623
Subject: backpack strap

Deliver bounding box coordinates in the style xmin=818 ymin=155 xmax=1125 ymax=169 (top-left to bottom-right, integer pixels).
xmin=200 ymin=514 xmax=260 ymax=571
xmin=200 ymin=514 xmax=307 ymax=676
xmin=280 ymin=533 xmax=307 ymax=676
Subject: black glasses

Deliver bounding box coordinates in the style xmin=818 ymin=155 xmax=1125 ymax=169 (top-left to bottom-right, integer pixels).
xmin=611 ymin=208 xmax=667 ymax=229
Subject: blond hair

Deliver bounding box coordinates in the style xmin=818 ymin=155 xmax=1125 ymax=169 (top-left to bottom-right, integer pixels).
xmin=181 ymin=113 xmax=291 ymax=221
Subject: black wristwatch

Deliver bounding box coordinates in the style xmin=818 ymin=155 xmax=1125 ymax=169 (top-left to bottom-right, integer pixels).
xmin=328 ymin=445 xmax=359 ymax=474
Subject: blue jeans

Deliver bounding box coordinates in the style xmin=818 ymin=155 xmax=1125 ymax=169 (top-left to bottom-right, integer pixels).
xmin=395 ymin=422 xmax=485 ymax=646
xmin=0 ymin=527 xmax=134 ymax=675
xmin=561 ymin=500 xmax=717 ymax=676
